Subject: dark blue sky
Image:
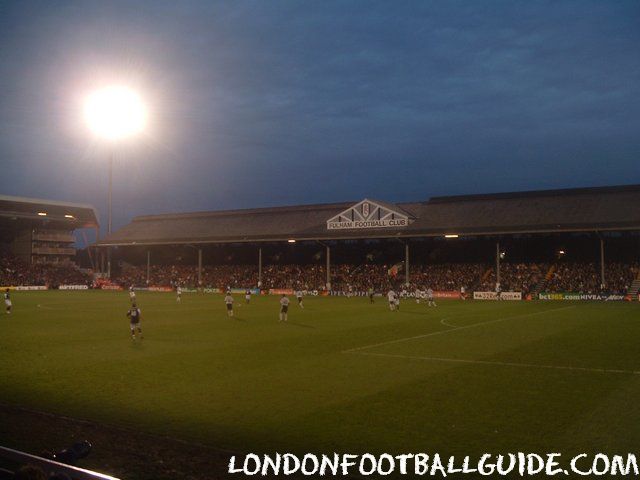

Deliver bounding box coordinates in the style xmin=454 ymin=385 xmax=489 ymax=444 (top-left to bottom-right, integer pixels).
xmin=1 ymin=0 xmax=639 ymax=235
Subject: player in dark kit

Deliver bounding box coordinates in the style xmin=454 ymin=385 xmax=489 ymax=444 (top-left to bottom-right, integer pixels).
xmin=127 ymin=303 xmax=143 ymax=340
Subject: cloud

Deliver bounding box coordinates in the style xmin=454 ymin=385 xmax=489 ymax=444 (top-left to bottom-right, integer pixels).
xmin=0 ymin=0 xmax=638 ymax=231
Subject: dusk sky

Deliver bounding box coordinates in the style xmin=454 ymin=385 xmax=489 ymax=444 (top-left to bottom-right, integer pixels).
xmin=0 ymin=1 xmax=639 ymax=235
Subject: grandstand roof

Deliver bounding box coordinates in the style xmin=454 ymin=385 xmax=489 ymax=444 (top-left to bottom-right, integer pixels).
xmin=97 ymin=184 xmax=640 ymax=246
xmin=0 ymin=194 xmax=99 ymax=228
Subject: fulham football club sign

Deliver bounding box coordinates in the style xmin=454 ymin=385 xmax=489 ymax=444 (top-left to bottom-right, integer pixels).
xmin=327 ymin=199 xmax=412 ymax=230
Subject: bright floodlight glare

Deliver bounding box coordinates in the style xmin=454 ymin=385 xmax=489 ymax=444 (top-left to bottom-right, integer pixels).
xmin=287 ymin=239 xmax=296 ymax=243
xmin=444 ymin=234 xmax=459 ymax=238
xmin=84 ymin=86 xmax=147 ymax=140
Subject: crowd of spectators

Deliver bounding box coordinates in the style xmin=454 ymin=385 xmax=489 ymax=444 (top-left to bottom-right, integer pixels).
xmin=113 ymin=261 xmax=640 ymax=295
xmin=410 ymin=264 xmax=486 ymax=292
xmin=478 ymin=263 xmax=550 ymax=295
xmin=113 ymin=262 xmax=487 ymax=292
xmin=545 ymin=262 xmax=638 ymax=294
xmin=2 ymin=250 xmax=638 ymax=295
xmin=0 ymin=253 xmax=91 ymax=287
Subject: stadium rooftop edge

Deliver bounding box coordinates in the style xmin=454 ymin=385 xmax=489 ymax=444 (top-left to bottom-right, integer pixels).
xmin=0 ymin=194 xmax=99 ymax=228
xmin=96 ymin=184 xmax=640 ymax=246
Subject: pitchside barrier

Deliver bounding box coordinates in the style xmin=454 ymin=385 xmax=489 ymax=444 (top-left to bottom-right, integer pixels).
xmin=5 ymin=286 xmax=633 ymax=302
xmin=401 ymin=291 xmax=460 ymax=299
xmin=538 ymin=292 xmax=626 ymax=301
xmin=473 ymin=291 xmax=522 ymax=301
xmin=0 ymin=285 xmax=48 ymax=291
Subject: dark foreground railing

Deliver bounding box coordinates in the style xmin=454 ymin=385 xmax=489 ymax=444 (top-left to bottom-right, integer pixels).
xmin=0 ymin=446 xmax=120 ymax=480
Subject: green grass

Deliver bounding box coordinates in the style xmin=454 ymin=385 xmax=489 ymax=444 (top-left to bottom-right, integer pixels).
xmin=2 ymin=291 xmax=640 ymax=460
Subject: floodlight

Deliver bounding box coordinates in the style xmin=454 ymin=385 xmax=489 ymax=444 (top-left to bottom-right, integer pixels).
xmin=444 ymin=234 xmax=458 ymax=239
xmin=37 ymin=212 xmax=47 ymax=216
xmin=84 ymin=86 xmax=147 ymax=140
xmin=65 ymin=214 xmax=75 ymax=219
xmin=288 ymin=239 xmax=296 ymax=243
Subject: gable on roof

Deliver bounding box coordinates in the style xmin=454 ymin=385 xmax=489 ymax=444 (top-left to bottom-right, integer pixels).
xmin=327 ymin=199 xmax=412 ymax=230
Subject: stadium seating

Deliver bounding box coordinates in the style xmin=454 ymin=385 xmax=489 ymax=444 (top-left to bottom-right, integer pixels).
xmin=109 ymin=261 xmax=639 ymax=295
xmin=0 ymin=253 xmax=92 ymax=287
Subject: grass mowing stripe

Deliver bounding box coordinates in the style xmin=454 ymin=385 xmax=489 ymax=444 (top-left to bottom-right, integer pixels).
xmin=343 ymin=305 xmax=575 ymax=353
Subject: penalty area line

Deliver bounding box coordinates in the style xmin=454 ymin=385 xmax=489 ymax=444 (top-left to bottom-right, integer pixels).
xmin=343 ymin=305 xmax=575 ymax=354
xmin=348 ymin=351 xmax=640 ymax=376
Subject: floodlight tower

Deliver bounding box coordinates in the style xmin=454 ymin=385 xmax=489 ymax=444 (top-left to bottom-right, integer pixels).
xmin=84 ymin=86 xmax=147 ymax=277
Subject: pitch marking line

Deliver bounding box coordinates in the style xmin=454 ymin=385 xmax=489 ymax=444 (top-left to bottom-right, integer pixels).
xmin=343 ymin=305 xmax=575 ymax=354
xmin=349 ymin=351 xmax=640 ymax=376
xmin=440 ymin=318 xmax=459 ymax=328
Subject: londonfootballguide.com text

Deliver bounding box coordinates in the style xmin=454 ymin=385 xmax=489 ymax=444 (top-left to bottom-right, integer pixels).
xmin=228 ymin=452 xmax=639 ymax=477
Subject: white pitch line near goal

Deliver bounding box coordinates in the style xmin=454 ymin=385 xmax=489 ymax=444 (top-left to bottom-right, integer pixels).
xmin=343 ymin=305 xmax=575 ymax=353
xmin=349 ymin=351 xmax=640 ymax=376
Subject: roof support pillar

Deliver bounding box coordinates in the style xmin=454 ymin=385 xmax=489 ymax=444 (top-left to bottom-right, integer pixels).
xmin=600 ymin=236 xmax=605 ymax=289
xmin=146 ymin=250 xmax=151 ymax=286
xmin=496 ymin=241 xmax=501 ymax=288
xmin=198 ymin=248 xmax=203 ymax=287
xmin=258 ymin=247 xmax=262 ymax=288
xmin=326 ymin=245 xmax=331 ymax=291
xmin=107 ymin=247 xmax=111 ymax=279
xmin=405 ymin=242 xmax=410 ymax=286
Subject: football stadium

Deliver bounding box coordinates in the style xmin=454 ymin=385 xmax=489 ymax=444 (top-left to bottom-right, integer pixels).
xmin=2 ymin=186 xmax=640 ymax=479
xmin=2 ymin=2 xmax=640 ymax=479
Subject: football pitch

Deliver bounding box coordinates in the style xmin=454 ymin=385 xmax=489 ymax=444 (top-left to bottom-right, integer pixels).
xmin=2 ymin=291 xmax=640 ymax=472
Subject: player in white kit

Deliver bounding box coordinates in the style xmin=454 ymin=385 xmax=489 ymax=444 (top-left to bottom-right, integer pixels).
xmin=387 ymin=290 xmax=397 ymax=311
xmin=415 ymin=287 xmax=422 ymax=304
xmin=427 ymin=288 xmax=436 ymax=307
xmin=129 ymin=286 xmax=136 ymax=303
xmin=295 ymin=290 xmax=304 ymax=308
xmin=176 ymin=285 xmax=182 ymax=303
xmin=279 ymin=294 xmax=290 ymax=322
xmin=4 ymin=289 xmax=12 ymax=314
xmin=224 ymin=292 xmax=234 ymax=317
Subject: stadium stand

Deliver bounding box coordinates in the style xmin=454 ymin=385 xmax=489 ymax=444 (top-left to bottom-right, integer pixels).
xmin=0 ymin=252 xmax=92 ymax=287
xmin=93 ymin=185 xmax=640 ymax=298
xmin=96 ymin=184 xmax=640 ymax=246
xmin=0 ymin=195 xmax=98 ymax=266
